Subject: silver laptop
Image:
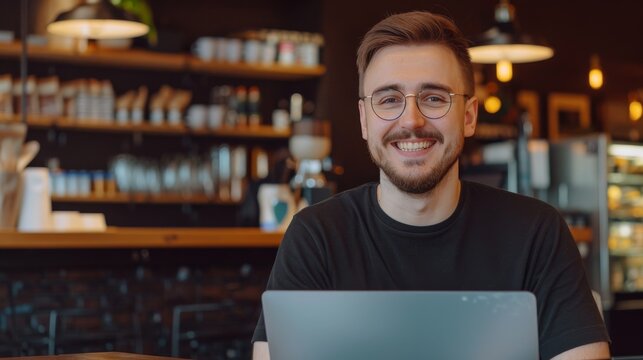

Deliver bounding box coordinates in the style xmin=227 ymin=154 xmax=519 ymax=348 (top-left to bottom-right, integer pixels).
xmin=262 ymin=290 xmax=539 ymax=360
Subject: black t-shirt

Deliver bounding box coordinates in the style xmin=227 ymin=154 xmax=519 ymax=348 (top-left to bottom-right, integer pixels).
xmin=252 ymin=181 xmax=609 ymax=359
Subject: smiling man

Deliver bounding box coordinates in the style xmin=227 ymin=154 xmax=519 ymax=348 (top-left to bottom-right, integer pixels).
xmin=252 ymin=11 xmax=610 ymax=360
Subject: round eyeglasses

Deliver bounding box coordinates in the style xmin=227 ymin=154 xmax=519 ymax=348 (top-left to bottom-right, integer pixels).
xmin=360 ymin=88 xmax=470 ymax=121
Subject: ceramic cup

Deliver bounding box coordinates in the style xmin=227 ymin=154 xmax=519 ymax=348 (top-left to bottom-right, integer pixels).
xmin=243 ymin=40 xmax=262 ymax=64
xmin=192 ymin=37 xmax=217 ymax=61
xmin=208 ymin=104 xmax=225 ymax=129
xmin=187 ymin=104 xmax=208 ymax=129
xmin=225 ymin=38 xmax=243 ymax=63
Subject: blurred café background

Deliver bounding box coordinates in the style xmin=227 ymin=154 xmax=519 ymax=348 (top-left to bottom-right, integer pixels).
xmin=0 ymin=0 xmax=641 ymax=358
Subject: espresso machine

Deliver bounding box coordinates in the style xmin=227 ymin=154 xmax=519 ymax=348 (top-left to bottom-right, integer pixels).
xmin=289 ymin=119 xmax=333 ymax=207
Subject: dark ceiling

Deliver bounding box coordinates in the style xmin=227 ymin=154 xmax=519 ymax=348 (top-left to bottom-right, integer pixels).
xmin=321 ymin=0 xmax=642 ymax=95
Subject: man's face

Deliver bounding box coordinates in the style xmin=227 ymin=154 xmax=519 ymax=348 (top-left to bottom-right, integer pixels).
xmin=358 ymin=44 xmax=478 ymax=194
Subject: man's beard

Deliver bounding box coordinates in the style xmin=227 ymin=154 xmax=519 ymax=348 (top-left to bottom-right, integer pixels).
xmin=368 ymin=128 xmax=463 ymax=194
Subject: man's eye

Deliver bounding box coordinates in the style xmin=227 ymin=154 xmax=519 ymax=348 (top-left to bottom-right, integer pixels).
xmin=422 ymin=95 xmax=447 ymax=103
xmin=377 ymin=96 xmax=403 ymax=105
xmin=375 ymin=95 xmax=404 ymax=106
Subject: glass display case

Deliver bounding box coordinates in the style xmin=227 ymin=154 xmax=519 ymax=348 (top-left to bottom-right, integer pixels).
xmin=549 ymin=134 xmax=643 ymax=308
xmin=607 ymin=143 xmax=643 ymax=293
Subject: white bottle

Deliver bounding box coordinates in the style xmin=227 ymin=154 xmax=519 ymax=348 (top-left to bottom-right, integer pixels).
xmin=18 ymin=167 xmax=53 ymax=232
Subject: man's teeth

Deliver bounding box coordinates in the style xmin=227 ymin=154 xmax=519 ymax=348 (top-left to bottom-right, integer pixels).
xmin=396 ymin=141 xmax=431 ymax=151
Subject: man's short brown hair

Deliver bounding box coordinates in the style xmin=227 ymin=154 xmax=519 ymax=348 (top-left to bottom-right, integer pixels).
xmin=357 ymin=11 xmax=474 ymax=97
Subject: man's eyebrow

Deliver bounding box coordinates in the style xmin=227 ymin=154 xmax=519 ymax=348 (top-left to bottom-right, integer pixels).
xmin=370 ymin=82 xmax=455 ymax=94
xmin=371 ymin=84 xmax=402 ymax=94
xmin=419 ymin=83 xmax=453 ymax=93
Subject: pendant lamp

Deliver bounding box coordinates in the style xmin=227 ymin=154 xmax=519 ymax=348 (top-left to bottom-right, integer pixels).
xmin=47 ymin=0 xmax=148 ymax=39
xmin=469 ymin=0 xmax=554 ymax=82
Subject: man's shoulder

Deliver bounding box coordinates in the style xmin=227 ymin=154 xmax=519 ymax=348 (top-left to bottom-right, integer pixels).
xmin=463 ymin=180 xmax=558 ymax=214
xmin=294 ymin=183 xmax=374 ymax=223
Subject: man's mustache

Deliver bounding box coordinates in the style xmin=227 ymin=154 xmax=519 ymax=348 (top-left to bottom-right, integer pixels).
xmin=382 ymin=129 xmax=444 ymax=145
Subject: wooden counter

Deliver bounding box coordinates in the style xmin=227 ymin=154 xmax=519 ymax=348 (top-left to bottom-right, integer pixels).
xmin=0 ymin=227 xmax=283 ymax=249
xmin=0 ymin=353 xmax=183 ymax=360
xmin=0 ymin=226 xmax=591 ymax=249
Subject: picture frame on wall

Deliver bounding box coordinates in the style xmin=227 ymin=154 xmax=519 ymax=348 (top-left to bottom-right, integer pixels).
xmin=547 ymin=93 xmax=591 ymax=140
xmin=516 ymin=90 xmax=540 ymax=138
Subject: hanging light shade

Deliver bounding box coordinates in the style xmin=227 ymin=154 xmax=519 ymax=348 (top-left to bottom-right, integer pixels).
xmin=469 ymin=0 xmax=554 ymax=82
xmin=47 ymin=0 xmax=149 ymax=39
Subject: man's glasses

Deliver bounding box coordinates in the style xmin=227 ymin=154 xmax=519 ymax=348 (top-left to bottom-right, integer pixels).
xmin=360 ymin=88 xmax=470 ymax=121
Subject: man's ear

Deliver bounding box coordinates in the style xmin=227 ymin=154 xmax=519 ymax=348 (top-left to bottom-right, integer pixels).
xmin=358 ymin=100 xmax=368 ymax=140
xmin=463 ymin=96 xmax=478 ymax=138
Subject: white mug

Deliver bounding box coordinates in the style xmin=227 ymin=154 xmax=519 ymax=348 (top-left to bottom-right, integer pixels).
xmin=208 ymin=104 xmax=225 ymax=129
xmin=214 ymin=37 xmax=228 ymax=62
xmin=192 ymin=37 xmax=217 ymax=61
xmin=261 ymin=41 xmax=277 ymax=65
xmin=298 ymin=42 xmax=319 ymax=67
xmin=225 ymin=38 xmax=243 ymax=63
xmin=187 ymin=104 xmax=207 ymax=129
xmin=272 ymin=109 xmax=290 ymax=131
xmin=243 ymin=40 xmax=262 ymax=64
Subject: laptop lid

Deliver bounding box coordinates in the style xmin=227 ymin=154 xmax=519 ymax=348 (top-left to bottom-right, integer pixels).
xmin=262 ymin=290 xmax=539 ymax=360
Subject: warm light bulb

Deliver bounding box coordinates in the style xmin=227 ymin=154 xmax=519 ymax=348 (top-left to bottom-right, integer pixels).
xmin=589 ymin=69 xmax=603 ymax=90
xmin=589 ymin=54 xmax=603 ymax=90
xmin=630 ymin=100 xmax=643 ymax=122
xmin=496 ymin=60 xmax=513 ymax=82
xmin=484 ymin=96 xmax=502 ymax=114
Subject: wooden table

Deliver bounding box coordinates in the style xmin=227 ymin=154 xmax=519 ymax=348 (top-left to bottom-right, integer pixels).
xmin=0 ymin=227 xmax=283 ymax=249
xmin=0 ymin=353 xmax=185 ymax=360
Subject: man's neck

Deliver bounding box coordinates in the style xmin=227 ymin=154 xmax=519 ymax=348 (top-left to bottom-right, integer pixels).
xmin=377 ymin=167 xmax=461 ymax=226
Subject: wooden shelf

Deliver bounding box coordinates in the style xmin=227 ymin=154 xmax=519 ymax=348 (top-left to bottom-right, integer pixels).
xmin=0 ymin=114 xmax=56 ymax=127
xmin=196 ymin=125 xmax=291 ymax=139
xmin=0 ymin=115 xmax=291 ymax=138
xmin=188 ymin=57 xmax=325 ymax=80
xmin=0 ymin=227 xmax=283 ymax=249
xmin=52 ymin=194 xmax=240 ymax=205
xmin=0 ymin=42 xmax=325 ymax=80
xmin=56 ymin=118 xmax=189 ymax=135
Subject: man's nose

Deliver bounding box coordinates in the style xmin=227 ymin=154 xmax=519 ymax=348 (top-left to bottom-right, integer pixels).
xmin=397 ymin=94 xmax=426 ymax=129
